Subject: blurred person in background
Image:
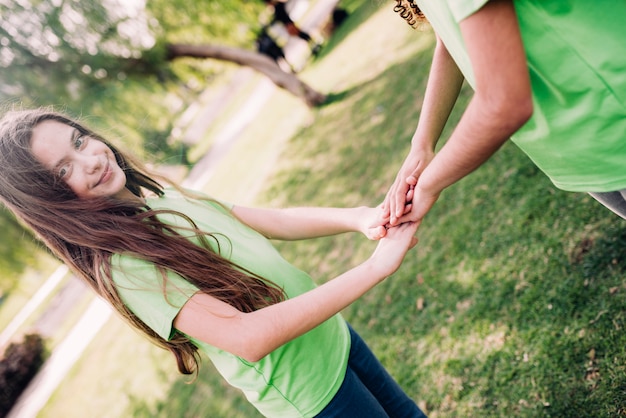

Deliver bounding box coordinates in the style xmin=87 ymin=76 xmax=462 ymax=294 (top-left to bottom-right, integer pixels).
xmin=264 ymin=0 xmax=323 ymax=55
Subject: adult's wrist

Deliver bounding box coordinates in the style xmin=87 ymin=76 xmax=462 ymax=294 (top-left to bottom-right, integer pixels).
xmin=414 ymin=172 xmax=441 ymax=198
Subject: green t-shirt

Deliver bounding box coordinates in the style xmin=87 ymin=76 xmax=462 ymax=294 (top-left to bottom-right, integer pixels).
xmin=111 ymin=190 xmax=350 ymax=417
xmin=417 ymin=0 xmax=626 ymax=192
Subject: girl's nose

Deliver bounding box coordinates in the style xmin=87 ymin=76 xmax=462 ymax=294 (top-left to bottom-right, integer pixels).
xmin=81 ymin=153 xmax=102 ymax=174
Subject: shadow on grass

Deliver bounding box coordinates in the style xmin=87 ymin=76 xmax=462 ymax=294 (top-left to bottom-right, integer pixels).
xmin=319 ymin=88 xmax=353 ymax=106
xmin=128 ymin=361 xmax=262 ymax=418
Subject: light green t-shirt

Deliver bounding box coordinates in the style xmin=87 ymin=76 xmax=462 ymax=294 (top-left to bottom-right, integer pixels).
xmin=417 ymin=0 xmax=626 ymax=192
xmin=111 ymin=190 xmax=350 ymax=418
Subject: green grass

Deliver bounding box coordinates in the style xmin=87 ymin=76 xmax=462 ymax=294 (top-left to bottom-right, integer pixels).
xmin=38 ymin=2 xmax=626 ymax=417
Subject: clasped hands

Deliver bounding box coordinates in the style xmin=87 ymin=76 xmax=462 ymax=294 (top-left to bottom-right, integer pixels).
xmin=366 ymin=148 xmax=440 ymax=242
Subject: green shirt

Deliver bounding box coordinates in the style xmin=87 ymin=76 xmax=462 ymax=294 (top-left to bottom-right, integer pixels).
xmin=417 ymin=0 xmax=626 ymax=192
xmin=111 ymin=190 xmax=350 ymax=417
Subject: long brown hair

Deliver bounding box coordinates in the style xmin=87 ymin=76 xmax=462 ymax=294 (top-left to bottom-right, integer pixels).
xmin=0 ymin=108 xmax=285 ymax=374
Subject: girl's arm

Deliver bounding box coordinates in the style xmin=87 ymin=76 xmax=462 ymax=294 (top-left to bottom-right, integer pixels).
xmin=394 ymin=0 xmax=533 ymax=225
xmin=384 ymin=34 xmax=465 ymax=224
xmin=173 ymin=221 xmax=418 ymax=362
xmin=231 ymin=205 xmax=389 ymax=241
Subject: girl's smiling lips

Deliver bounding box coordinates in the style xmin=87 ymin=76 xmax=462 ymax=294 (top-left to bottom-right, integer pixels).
xmin=96 ymin=161 xmax=112 ymax=187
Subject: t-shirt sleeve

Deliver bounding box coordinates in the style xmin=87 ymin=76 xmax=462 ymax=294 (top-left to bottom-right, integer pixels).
xmin=178 ymin=187 xmax=234 ymax=214
xmin=446 ymin=0 xmax=490 ymax=22
xmin=110 ymin=254 xmax=199 ymax=341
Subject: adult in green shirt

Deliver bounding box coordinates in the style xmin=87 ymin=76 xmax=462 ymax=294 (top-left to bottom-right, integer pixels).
xmin=386 ymin=0 xmax=626 ymax=223
xmin=0 ymin=108 xmax=426 ymax=418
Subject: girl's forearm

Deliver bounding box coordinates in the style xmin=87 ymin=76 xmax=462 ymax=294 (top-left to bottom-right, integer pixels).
xmin=239 ymin=222 xmax=417 ymax=360
xmin=176 ymin=257 xmax=387 ymax=362
xmin=175 ymin=223 xmax=417 ymax=362
xmin=386 ymin=38 xmax=464 ymax=222
xmin=232 ymin=205 xmax=370 ymax=240
xmin=411 ymin=36 xmax=464 ymax=152
xmin=240 ymin=259 xmax=386 ymax=360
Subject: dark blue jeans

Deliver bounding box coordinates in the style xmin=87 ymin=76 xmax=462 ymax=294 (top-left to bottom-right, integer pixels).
xmin=315 ymin=325 xmax=427 ymax=418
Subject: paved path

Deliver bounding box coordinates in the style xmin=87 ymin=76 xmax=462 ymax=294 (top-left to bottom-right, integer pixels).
xmin=6 ymin=1 xmax=339 ymax=417
xmin=0 ymin=266 xmax=69 ymax=350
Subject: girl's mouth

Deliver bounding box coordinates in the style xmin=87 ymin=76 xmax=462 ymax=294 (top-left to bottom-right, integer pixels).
xmin=96 ymin=161 xmax=112 ymax=187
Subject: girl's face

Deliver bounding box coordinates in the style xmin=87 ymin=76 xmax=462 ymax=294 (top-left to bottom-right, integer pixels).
xmin=30 ymin=120 xmax=130 ymax=200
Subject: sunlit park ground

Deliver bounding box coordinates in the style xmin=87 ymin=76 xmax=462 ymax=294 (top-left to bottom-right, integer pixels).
xmin=4 ymin=1 xmax=626 ymax=417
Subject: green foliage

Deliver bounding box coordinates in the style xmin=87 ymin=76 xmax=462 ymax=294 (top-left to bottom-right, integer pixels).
xmin=145 ymin=0 xmax=266 ymax=87
xmin=0 ymin=208 xmax=40 ymax=293
xmin=147 ymin=0 xmax=264 ymax=46
xmin=0 ymin=1 xmax=151 ymax=104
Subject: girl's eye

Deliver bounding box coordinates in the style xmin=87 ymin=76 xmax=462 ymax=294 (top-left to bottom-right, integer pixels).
xmin=58 ymin=164 xmax=69 ymax=178
xmin=74 ymin=135 xmax=86 ymax=149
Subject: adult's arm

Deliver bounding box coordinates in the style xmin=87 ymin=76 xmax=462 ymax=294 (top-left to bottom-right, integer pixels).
xmin=173 ymin=221 xmax=418 ymax=362
xmin=396 ymin=0 xmax=533 ymax=224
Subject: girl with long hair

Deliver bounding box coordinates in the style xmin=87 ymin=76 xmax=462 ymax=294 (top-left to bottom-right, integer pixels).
xmin=0 ymin=108 xmax=426 ymax=417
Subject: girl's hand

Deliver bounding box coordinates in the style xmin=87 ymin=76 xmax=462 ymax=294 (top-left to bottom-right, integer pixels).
xmin=368 ymin=221 xmax=419 ymax=278
xmin=358 ymin=206 xmax=391 ymax=240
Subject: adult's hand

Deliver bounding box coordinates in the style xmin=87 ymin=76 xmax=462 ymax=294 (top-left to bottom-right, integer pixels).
xmin=383 ymin=146 xmax=434 ymax=225
xmin=394 ymin=185 xmax=440 ymax=226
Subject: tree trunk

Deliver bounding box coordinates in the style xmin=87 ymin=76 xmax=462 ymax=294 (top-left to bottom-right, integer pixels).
xmin=166 ymin=43 xmax=326 ymax=107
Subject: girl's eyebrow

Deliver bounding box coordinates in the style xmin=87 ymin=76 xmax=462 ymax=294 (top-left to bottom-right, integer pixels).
xmin=70 ymin=128 xmax=80 ymax=144
xmin=51 ymin=128 xmax=79 ymax=173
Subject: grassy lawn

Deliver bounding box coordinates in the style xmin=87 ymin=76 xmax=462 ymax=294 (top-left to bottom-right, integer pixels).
xmin=40 ymin=1 xmax=626 ymax=417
